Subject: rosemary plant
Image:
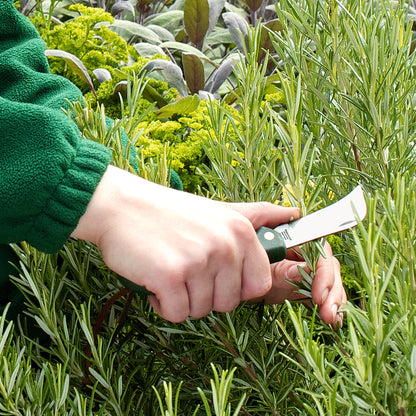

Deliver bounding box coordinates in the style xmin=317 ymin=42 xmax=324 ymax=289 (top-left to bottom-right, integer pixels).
xmin=2 ymin=0 xmax=416 ymax=414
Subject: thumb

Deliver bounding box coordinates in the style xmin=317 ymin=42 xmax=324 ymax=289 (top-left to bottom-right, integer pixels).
xmin=225 ymin=202 xmax=300 ymax=230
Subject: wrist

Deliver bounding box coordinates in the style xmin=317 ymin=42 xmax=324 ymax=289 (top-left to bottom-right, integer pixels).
xmin=70 ymin=165 xmax=123 ymax=245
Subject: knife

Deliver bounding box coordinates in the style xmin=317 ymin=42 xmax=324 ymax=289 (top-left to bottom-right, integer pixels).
xmin=119 ymin=185 xmax=367 ymax=295
xmin=257 ymin=185 xmax=367 ymax=263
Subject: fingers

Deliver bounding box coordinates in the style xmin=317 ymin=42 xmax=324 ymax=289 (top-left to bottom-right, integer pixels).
xmin=226 ymin=202 xmax=300 ymax=230
xmin=256 ymin=241 xmax=346 ymax=330
xmin=257 ymin=260 xmax=309 ymax=304
xmin=312 ymin=243 xmax=346 ymax=329
xmin=313 ymin=255 xmax=346 ymax=329
xmin=146 ymin=216 xmax=271 ymax=322
xmin=311 ymin=243 xmax=335 ymax=306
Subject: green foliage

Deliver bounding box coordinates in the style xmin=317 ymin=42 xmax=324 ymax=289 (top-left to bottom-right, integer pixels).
xmin=33 ymin=4 xmax=129 ymax=92
xmin=137 ymin=101 xmax=208 ymax=192
xmin=84 ymin=60 xmax=177 ymax=117
xmin=6 ymin=0 xmax=416 ymax=414
xmin=83 ymin=72 xmax=207 ymax=192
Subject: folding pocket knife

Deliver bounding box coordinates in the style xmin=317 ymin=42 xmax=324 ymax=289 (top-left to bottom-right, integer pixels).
xmin=257 ymin=185 xmax=367 ymax=263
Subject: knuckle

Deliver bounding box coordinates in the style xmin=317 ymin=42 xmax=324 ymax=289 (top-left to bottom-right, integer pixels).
xmin=257 ymin=201 xmax=274 ymax=210
xmin=158 ymin=257 xmax=187 ymax=286
xmin=229 ymin=216 xmax=254 ymax=242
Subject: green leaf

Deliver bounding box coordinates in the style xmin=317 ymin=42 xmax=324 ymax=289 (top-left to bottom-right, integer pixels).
xmin=205 ymin=26 xmax=234 ymax=46
xmin=93 ymin=68 xmax=112 ymax=84
xmin=133 ymin=43 xmax=167 ymax=57
xmin=222 ymin=11 xmax=248 ymax=51
xmin=45 ymin=49 xmax=97 ymax=97
xmin=144 ymin=10 xmax=184 ymax=29
xmin=207 ymin=0 xmax=226 ymax=36
xmin=159 ymin=41 xmax=212 ymax=62
xmin=184 ymin=0 xmax=210 ymax=48
xmin=411 ymin=345 xmax=416 ymax=376
xmin=112 ymin=81 xmax=128 ymax=99
xmin=139 ymin=59 xmax=188 ymax=97
xmin=110 ymin=20 xmax=161 ymax=43
xmin=146 ymin=24 xmax=176 ymax=42
xmin=111 ymin=1 xmax=135 ymax=16
xmin=182 ymin=53 xmax=205 ymax=94
xmin=156 ymin=94 xmax=200 ymax=118
xmin=205 ymin=55 xmax=238 ymax=93
xmin=142 ymin=83 xmax=170 ymax=108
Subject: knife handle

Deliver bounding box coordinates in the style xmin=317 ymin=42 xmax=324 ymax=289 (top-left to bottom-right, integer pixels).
xmin=256 ymin=226 xmax=287 ymax=263
xmin=117 ymin=275 xmax=152 ymax=296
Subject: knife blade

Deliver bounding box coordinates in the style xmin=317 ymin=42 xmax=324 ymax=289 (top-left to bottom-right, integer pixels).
xmin=257 ymin=185 xmax=367 ymax=263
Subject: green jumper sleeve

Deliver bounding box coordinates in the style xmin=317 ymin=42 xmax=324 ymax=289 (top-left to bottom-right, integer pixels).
xmin=0 ymin=0 xmax=113 ymax=253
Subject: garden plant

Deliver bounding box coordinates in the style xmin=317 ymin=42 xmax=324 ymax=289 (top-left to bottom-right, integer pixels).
xmin=2 ymin=0 xmax=416 ymax=414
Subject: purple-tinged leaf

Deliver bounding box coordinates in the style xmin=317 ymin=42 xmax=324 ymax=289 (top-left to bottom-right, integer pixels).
xmin=184 ymin=0 xmax=210 ymax=48
xmin=182 ymin=53 xmax=205 ymax=94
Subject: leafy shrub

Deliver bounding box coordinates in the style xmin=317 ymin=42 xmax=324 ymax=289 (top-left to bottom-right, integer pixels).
xmin=33 ymin=4 xmax=129 ymax=91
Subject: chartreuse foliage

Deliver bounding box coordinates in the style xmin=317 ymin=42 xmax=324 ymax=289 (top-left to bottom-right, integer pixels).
xmin=3 ymin=0 xmax=416 ymax=414
xmin=32 ymin=4 xmax=129 ymax=91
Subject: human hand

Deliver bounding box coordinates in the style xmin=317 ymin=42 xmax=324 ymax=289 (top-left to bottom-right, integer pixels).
xmin=71 ymin=166 xmax=300 ymax=323
xmin=252 ymin=242 xmax=346 ymax=329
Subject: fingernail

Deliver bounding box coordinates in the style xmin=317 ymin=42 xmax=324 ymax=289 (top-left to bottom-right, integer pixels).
xmin=289 ymin=216 xmax=295 ymax=222
xmin=337 ymin=313 xmax=344 ymax=328
xmin=321 ymin=288 xmax=329 ymax=304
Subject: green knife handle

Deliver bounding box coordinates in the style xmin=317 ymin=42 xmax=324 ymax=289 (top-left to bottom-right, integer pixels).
xmin=117 ymin=275 xmax=152 ymax=296
xmin=256 ymin=226 xmax=287 ymax=263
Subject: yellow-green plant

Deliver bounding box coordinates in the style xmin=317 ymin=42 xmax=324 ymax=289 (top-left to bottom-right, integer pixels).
xmin=33 ymin=4 xmax=129 ymax=92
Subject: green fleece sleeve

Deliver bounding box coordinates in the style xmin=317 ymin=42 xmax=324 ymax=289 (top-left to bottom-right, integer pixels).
xmin=0 ymin=0 xmax=112 ymax=253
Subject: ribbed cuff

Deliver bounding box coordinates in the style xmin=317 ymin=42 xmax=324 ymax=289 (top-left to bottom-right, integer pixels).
xmin=29 ymin=140 xmax=112 ymax=253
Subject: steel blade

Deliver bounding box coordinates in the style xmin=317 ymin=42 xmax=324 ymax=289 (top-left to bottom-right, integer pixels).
xmin=274 ymin=186 xmax=367 ymax=248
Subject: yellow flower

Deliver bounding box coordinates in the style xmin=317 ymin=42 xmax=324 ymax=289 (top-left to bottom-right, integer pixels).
xmin=281 ymin=184 xmax=299 ymax=207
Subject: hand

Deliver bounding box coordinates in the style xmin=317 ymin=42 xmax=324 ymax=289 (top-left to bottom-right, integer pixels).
xmin=255 ymin=242 xmax=346 ymax=329
xmin=71 ymin=166 xmax=300 ymax=323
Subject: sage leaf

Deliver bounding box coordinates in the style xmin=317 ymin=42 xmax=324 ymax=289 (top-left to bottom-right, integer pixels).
xmin=111 ymin=1 xmax=135 ymax=16
xmin=241 ymin=0 xmax=262 ymax=12
xmin=184 ymin=0 xmax=210 ymax=48
xmin=207 ymin=0 xmax=226 ymax=36
xmin=144 ymin=10 xmax=184 ymax=28
xmin=222 ymin=11 xmax=248 ymax=52
xmin=182 ymin=53 xmax=205 ymax=94
xmin=93 ymin=68 xmax=112 ymax=84
xmin=139 ymin=59 xmax=188 ymax=97
xmin=110 ymin=20 xmax=161 ymax=43
xmin=159 ymin=41 xmax=212 ymax=62
xmin=205 ymin=55 xmax=238 ymax=93
xmin=146 ymin=24 xmax=176 ymax=42
xmin=45 ymin=49 xmax=97 ymax=97
xmin=156 ymin=94 xmax=200 ymax=118
xmin=133 ymin=43 xmax=167 ymax=57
